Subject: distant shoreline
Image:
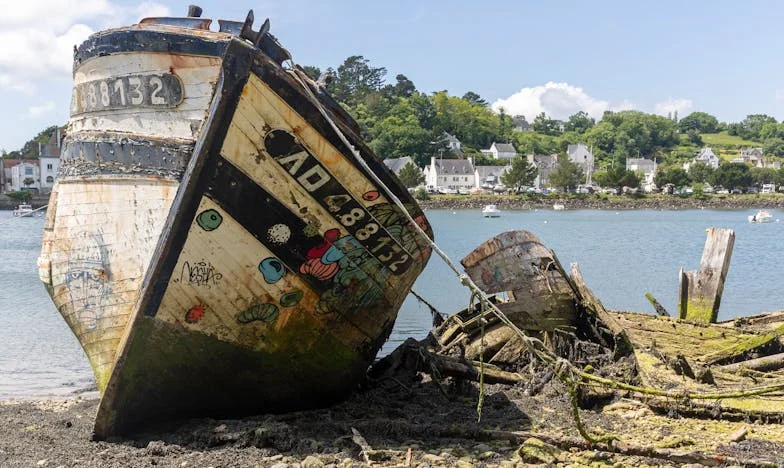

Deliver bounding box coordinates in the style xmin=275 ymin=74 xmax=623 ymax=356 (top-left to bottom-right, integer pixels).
xmin=417 ymin=194 xmax=784 ymax=211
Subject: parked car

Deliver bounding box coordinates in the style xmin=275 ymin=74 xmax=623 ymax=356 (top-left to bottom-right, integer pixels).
xmin=601 ymin=187 xmax=618 ymax=194
xmin=730 ymin=188 xmax=743 ymax=194
xmin=747 ymin=187 xmax=759 ymax=194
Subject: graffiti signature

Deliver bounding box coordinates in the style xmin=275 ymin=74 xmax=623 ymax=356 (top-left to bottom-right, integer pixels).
xmin=176 ymin=260 xmax=223 ymax=288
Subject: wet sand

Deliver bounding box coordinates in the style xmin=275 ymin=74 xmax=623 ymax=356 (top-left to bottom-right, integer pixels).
xmin=2 ymin=377 xmax=783 ymax=467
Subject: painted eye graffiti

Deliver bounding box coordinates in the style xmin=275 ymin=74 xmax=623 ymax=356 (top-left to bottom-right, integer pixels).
xmin=259 ymin=257 xmax=285 ymax=284
xmin=196 ymin=209 xmax=223 ymax=231
xmin=280 ymin=290 xmax=303 ymax=307
xmin=236 ymin=303 xmax=279 ymax=324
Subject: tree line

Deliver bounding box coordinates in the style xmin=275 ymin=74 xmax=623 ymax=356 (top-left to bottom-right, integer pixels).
xmin=6 ymin=55 xmax=784 ymax=193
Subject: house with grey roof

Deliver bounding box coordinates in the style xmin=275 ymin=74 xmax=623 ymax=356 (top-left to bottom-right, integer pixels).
xmin=423 ymin=157 xmax=475 ymax=192
xmin=527 ymin=154 xmax=558 ymax=188
xmin=474 ymin=164 xmax=511 ymax=189
xmin=39 ymin=129 xmax=62 ymax=193
xmin=626 ymin=157 xmax=657 ymax=190
xmin=567 ymin=143 xmax=594 ymax=183
xmin=685 ymin=147 xmax=720 ymax=170
xmin=480 ymin=142 xmax=517 ymax=160
xmin=731 ymin=147 xmax=780 ymax=168
xmin=383 ymin=156 xmax=419 ymax=175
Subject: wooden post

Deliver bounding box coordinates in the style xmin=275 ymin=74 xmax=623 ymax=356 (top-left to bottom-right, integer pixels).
xmin=678 ymin=228 xmax=735 ymax=323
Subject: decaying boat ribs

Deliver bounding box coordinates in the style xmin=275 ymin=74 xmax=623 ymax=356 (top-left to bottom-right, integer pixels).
xmin=37 ymin=8 xmax=432 ymax=438
xmin=382 ymin=229 xmax=784 ymax=422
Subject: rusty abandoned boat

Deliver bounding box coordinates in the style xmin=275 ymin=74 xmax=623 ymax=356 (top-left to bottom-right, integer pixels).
xmin=36 ymin=7 xmax=432 ymax=438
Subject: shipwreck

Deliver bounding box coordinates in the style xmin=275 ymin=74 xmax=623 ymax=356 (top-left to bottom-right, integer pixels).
xmin=36 ymin=7 xmax=432 ymax=438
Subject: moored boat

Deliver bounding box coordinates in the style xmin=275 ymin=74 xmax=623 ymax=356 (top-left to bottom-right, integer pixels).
xmin=748 ymin=210 xmax=773 ymax=223
xmin=37 ymin=7 xmax=432 ymax=439
xmin=482 ymin=204 xmax=501 ymax=217
xmin=553 ymin=203 xmax=565 ymax=211
xmin=12 ymin=204 xmax=34 ymax=217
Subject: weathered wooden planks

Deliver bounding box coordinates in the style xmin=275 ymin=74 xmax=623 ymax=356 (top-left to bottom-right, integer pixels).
xmin=678 ymin=228 xmax=735 ymax=323
xmin=461 ymin=231 xmax=577 ymax=331
xmin=37 ymin=176 xmax=178 ymax=391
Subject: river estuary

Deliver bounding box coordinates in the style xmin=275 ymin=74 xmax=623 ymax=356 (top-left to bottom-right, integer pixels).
xmin=1 ymin=208 xmax=782 ymax=397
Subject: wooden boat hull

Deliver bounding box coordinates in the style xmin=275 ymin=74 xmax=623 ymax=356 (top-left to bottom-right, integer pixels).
xmin=38 ymin=17 xmax=432 ymax=438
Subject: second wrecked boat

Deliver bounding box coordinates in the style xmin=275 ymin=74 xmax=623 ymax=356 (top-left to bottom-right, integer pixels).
xmin=37 ymin=7 xmax=432 ymax=438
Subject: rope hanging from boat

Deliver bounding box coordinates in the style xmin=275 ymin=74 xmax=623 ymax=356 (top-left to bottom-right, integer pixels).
xmin=0 ymin=204 xmax=47 ymax=226
xmin=281 ymin=57 xmax=784 ymax=441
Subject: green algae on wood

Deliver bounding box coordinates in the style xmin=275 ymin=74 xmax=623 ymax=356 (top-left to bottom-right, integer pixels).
xmin=678 ymin=228 xmax=735 ymax=323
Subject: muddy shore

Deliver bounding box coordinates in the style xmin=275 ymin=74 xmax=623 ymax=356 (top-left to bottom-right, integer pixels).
xmin=417 ymin=193 xmax=784 ymax=211
xmin=2 ymin=376 xmax=783 ymax=467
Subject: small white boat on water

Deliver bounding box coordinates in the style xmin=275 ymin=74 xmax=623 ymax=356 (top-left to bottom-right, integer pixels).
xmin=482 ymin=204 xmax=501 ymax=217
xmin=748 ymin=210 xmax=773 ymax=223
xmin=553 ymin=203 xmax=566 ymax=211
xmin=12 ymin=204 xmax=34 ymax=217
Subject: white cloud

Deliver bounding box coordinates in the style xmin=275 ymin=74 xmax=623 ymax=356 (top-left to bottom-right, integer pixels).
xmin=27 ymin=101 xmax=56 ymax=118
xmin=0 ymin=1 xmax=170 ymax=91
xmin=654 ymin=98 xmax=693 ymax=117
xmin=491 ymin=82 xmax=635 ymax=121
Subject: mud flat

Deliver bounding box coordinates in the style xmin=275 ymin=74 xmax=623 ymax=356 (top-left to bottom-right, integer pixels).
xmin=1 ymin=376 xmax=783 ymax=468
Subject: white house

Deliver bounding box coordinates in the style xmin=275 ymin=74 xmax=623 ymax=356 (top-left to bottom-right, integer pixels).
xmin=626 ymin=157 xmax=657 ymax=191
xmin=9 ymin=161 xmax=40 ymax=191
xmin=527 ymin=154 xmax=558 ymax=189
xmin=685 ymin=147 xmax=720 ymax=170
xmin=474 ymin=164 xmax=511 ymax=189
xmin=567 ymin=143 xmax=594 ymax=183
xmin=38 ymin=130 xmax=62 ymax=192
xmin=480 ymin=142 xmax=517 ymax=160
xmin=442 ymin=132 xmax=462 ymax=154
xmin=423 ymin=157 xmax=475 ymax=191
xmin=731 ymin=147 xmax=780 ymax=169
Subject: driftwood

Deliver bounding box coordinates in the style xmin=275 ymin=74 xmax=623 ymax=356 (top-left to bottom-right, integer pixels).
xmin=719 ymin=351 xmax=784 ymax=373
xmin=678 ymin=228 xmax=735 ymax=323
xmin=645 ymin=292 xmax=670 ymax=317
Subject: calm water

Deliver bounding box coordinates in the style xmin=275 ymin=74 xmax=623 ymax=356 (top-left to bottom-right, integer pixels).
xmin=2 ymin=208 xmax=783 ymax=398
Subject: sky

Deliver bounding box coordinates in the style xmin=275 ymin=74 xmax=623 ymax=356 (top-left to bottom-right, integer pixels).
xmin=3 ymin=0 xmax=784 ymax=151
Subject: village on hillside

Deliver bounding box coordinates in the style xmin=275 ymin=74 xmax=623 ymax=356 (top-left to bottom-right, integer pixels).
xmin=382 ymin=130 xmax=781 ymax=196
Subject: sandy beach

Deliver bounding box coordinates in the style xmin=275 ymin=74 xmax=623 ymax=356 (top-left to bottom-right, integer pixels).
xmin=2 ymin=375 xmax=783 ymax=467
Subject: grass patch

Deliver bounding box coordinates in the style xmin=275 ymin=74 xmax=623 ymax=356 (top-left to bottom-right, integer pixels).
xmin=700 ymin=131 xmax=759 ymax=147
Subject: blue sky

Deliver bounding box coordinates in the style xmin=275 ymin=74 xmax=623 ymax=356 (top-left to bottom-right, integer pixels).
xmin=3 ymin=0 xmax=784 ymax=151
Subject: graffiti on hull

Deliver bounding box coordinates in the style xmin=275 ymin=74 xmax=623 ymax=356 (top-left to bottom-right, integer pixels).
xmin=66 ymin=231 xmax=110 ymax=332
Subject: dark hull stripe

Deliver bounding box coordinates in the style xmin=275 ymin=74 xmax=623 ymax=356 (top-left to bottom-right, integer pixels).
xmin=251 ymin=59 xmax=422 ymax=218
xmin=75 ymin=30 xmax=228 ymax=69
xmin=205 ymin=156 xmax=331 ymax=295
xmin=61 ymin=139 xmax=193 ymax=173
xmin=204 ymin=155 xmax=396 ymax=314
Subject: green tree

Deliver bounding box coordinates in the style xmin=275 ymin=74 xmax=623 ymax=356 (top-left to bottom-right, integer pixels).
xmin=564 ymin=111 xmax=595 ymax=134
xmin=710 ymin=163 xmax=753 ymax=191
xmin=548 ymin=157 xmax=583 ymax=192
xmin=532 ymin=112 xmax=562 ymax=136
xmin=763 ymin=138 xmax=784 ymax=157
xmin=687 ymin=162 xmax=714 ymax=183
xmin=328 ymin=55 xmax=387 ymax=105
xmin=462 ymin=91 xmax=487 ymax=106
xmin=678 ymin=112 xmax=719 ymax=133
xmin=382 ymin=74 xmax=416 ymax=98
xmin=6 ymin=190 xmax=31 ymax=203
xmin=302 ymin=65 xmax=321 ymax=80
xmin=686 ymin=129 xmax=703 ymax=146
xmin=594 ymin=163 xmax=641 ymax=189
xmin=397 ymin=161 xmax=425 ymax=188
xmin=750 ymin=167 xmax=778 ymax=186
xmin=654 ymin=167 xmax=690 ymax=188
xmin=500 ymin=156 xmax=538 ymax=193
